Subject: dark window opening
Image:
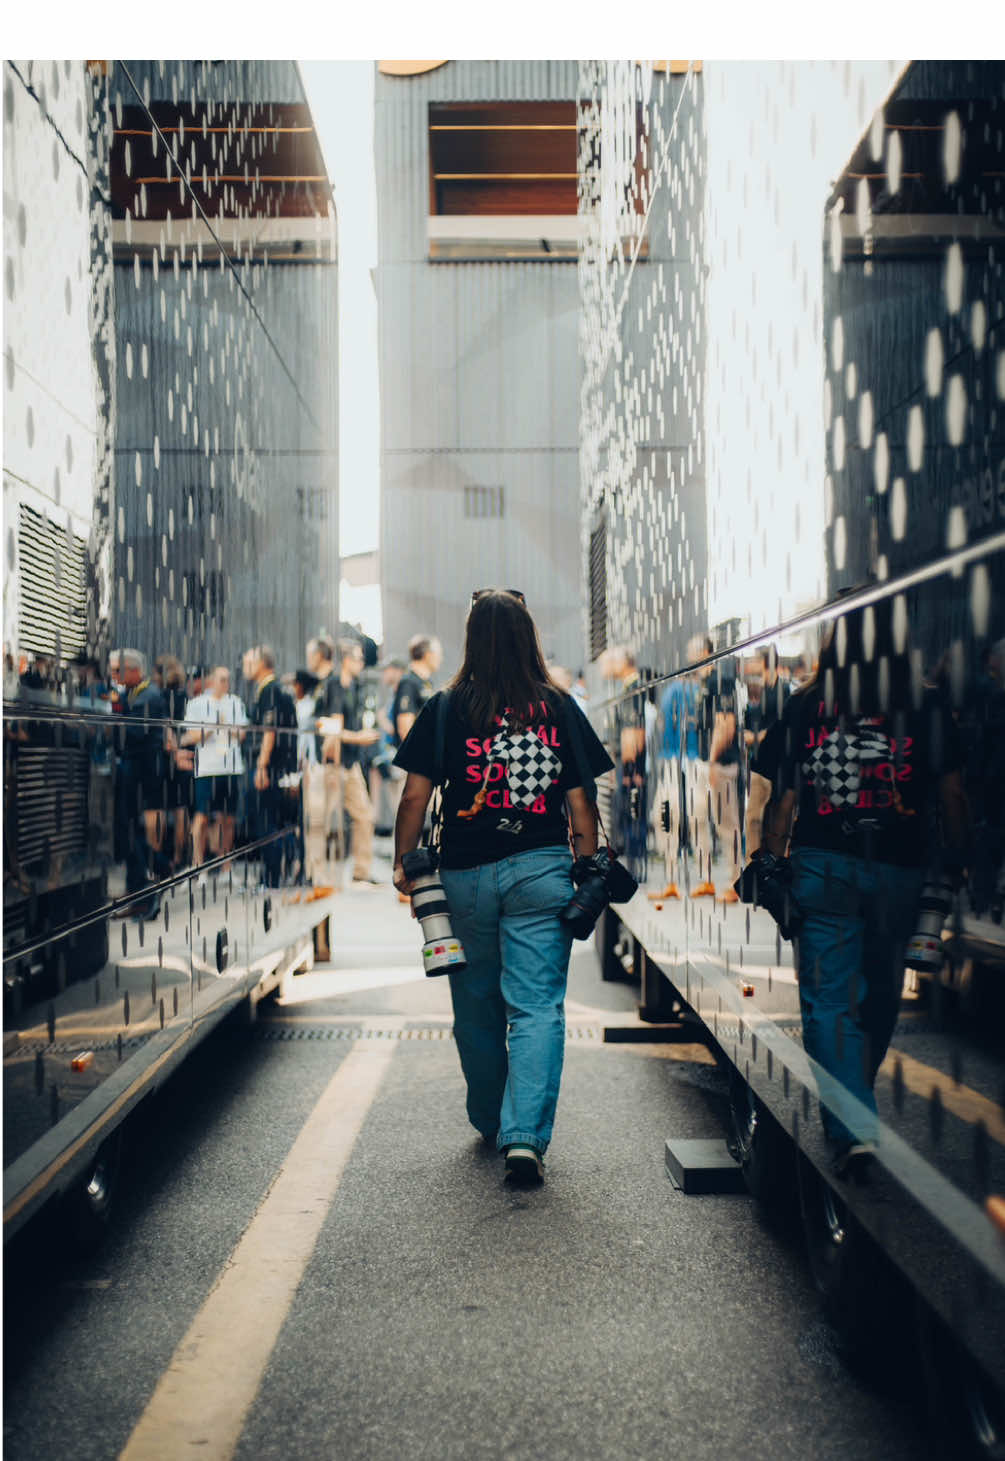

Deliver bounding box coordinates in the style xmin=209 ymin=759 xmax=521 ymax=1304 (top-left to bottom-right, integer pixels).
xmin=463 ymin=485 xmax=505 ymax=520
xmin=429 ymin=101 xmax=578 ymax=218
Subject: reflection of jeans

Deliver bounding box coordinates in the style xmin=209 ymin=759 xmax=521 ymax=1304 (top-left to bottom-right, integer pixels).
xmin=792 ymin=847 xmax=924 ymax=1149
xmin=440 ymin=847 xmax=574 ymax=1154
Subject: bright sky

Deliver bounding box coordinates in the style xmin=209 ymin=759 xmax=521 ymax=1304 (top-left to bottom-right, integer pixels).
xmin=299 ymin=61 xmax=383 ymax=639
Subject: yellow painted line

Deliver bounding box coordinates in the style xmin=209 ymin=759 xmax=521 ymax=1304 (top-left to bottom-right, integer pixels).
xmin=264 ymin=1013 xmax=451 ymax=1028
xmin=118 ymin=1040 xmax=394 ymax=1461
xmin=881 ymin=1047 xmax=1005 ymax=1147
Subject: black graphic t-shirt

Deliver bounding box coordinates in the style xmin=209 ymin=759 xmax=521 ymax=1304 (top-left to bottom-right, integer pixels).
xmin=753 ymin=687 xmax=963 ymax=867
xmin=392 ymin=670 xmax=433 ymax=745
xmin=393 ymin=691 xmax=614 ymax=869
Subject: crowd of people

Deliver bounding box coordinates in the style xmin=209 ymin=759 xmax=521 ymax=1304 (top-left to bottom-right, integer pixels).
xmin=5 ymin=633 xmax=462 ymax=921
xmin=7 ymin=603 xmax=1003 ymax=1180
xmin=121 ymin=634 xmax=446 ymax=918
xmin=598 ymin=636 xmax=813 ymax=900
xmin=5 ymin=630 xmax=591 ymax=929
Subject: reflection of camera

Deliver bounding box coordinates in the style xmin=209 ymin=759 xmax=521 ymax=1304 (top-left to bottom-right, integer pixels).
xmin=561 ymin=848 xmax=640 ymax=940
xmin=904 ymin=873 xmax=954 ymax=975
xmin=734 ymin=848 xmax=803 ymax=941
xmin=401 ymin=847 xmax=467 ymax=976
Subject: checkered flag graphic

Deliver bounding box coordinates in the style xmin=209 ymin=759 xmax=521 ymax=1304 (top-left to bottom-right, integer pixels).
xmin=802 ymin=723 xmax=891 ymax=809
xmin=492 ymin=718 xmax=562 ymax=808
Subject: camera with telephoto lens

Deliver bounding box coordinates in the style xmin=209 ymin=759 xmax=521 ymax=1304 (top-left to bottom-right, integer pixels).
xmin=904 ymin=872 xmax=955 ymax=975
xmin=401 ymin=847 xmax=467 ymax=976
xmin=733 ymin=848 xmax=803 ymax=941
xmin=561 ymin=847 xmax=640 ymax=940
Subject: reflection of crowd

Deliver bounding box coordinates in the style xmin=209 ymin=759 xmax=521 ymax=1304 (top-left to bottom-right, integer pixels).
xmin=4 ymin=630 xmax=458 ymax=923
xmin=595 ymin=607 xmax=999 ymax=1177
xmin=580 ymin=633 xmax=817 ymax=906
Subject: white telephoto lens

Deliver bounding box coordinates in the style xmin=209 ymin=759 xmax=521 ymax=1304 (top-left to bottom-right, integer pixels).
xmin=411 ymin=873 xmax=467 ymax=975
xmin=421 ymin=935 xmax=467 ymax=975
xmin=904 ymin=877 xmax=953 ymax=974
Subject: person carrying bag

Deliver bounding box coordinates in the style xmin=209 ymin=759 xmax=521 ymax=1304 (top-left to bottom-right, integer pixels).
xmin=392 ymin=589 xmax=614 ymax=1185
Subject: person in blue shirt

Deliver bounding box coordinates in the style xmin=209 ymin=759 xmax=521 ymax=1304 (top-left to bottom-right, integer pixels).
xmin=650 ymin=642 xmax=702 ymax=900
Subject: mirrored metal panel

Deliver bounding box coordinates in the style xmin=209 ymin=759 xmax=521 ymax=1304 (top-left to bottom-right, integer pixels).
xmin=579 ymin=58 xmax=1005 ymax=1399
xmin=3 ymin=59 xmax=340 ymax=1233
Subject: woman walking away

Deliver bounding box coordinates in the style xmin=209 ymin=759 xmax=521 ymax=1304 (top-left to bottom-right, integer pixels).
xmin=392 ymin=590 xmax=613 ymax=1185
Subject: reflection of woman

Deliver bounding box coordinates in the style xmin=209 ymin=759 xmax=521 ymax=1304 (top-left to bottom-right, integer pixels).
xmin=756 ymin=600 xmax=968 ymax=1176
xmin=392 ymin=590 xmax=613 ymax=1185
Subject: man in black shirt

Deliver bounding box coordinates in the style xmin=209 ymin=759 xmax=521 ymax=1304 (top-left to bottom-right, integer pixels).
xmin=115 ymin=648 xmax=168 ymax=918
xmin=243 ymin=644 xmax=295 ymax=889
xmin=317 ymin=639 xmax=380 ymax=885
xmin=743 ymin=646 xmax=790 ymax=855
xmin=393 ymin=634 xmax=442 ymax=747
xmin=304 ymin=634 xmax=340 ymax=892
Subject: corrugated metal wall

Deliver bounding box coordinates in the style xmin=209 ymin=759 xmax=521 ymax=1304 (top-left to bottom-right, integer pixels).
xmin=578 ymin=64 xmax=709 ymax=678
xmin=109 ymin=59 xmax=339 ymax=677
xmin=375 ymin=60 xmax=583 ymax=675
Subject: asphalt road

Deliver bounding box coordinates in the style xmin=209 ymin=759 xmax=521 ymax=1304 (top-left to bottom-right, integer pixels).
xmin=3 ymin=885 xmax=929 ymax=1461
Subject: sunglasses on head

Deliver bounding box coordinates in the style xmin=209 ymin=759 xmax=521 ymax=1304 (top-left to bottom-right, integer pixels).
xmin=470 ymin=588 xmax=526 ymax=606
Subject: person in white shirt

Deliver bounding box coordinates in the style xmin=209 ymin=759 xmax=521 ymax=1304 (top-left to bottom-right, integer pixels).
xmin=178 ymin=665 xmax=248 ymax=876
xmin=293 ymin=669 xmax=320 ymax=773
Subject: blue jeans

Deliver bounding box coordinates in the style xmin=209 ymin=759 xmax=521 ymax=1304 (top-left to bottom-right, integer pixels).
xmin=792 ymin=847 xmax=924 ymax=1149
xmin=440 ymin=846 xmax=575 ymax=1155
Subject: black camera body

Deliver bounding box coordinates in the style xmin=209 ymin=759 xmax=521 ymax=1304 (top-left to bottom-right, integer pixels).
xmin=561 ymin=847 xmax=640 ymax=940
xmin=733 ymin=847 xmax=803 ymax=941
xmin=401 ymin=846 xmax=439 ymax=880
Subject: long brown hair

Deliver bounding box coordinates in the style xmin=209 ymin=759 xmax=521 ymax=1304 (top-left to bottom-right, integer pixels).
xmin=448 ymin=591 xmax=563 ymax=733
